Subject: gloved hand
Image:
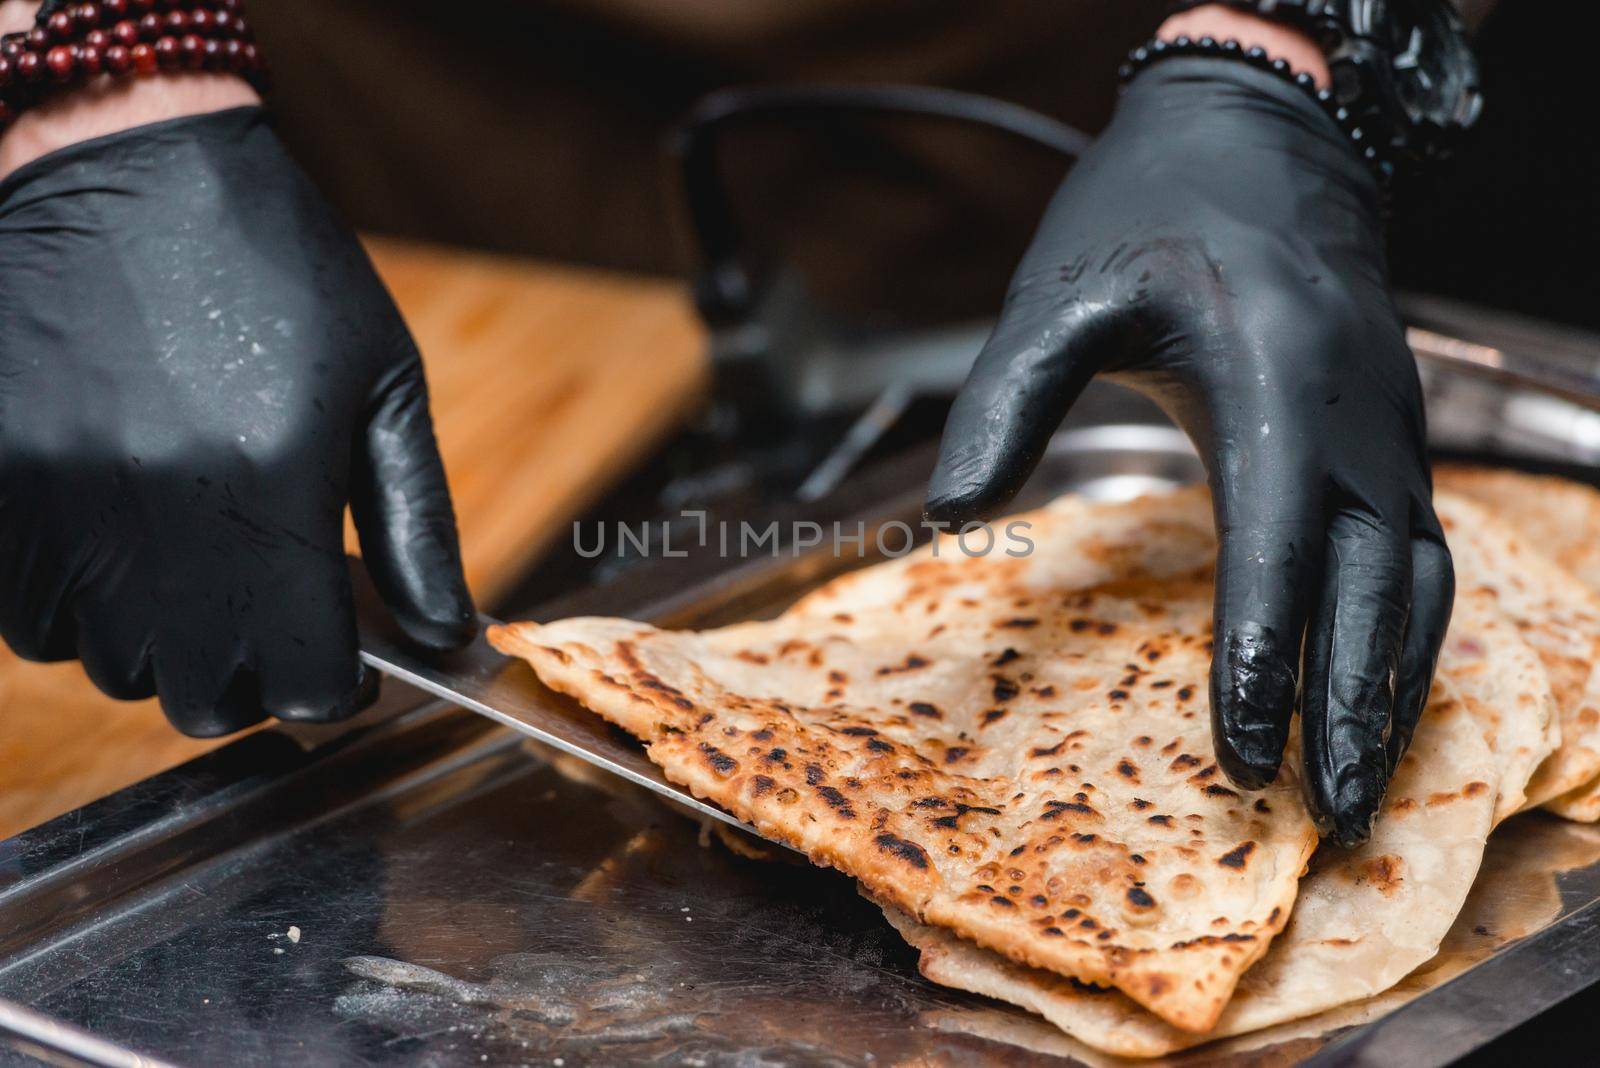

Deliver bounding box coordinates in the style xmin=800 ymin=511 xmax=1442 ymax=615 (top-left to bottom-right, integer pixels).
xmin=926 ymin=59 xmax=1454 ymax=847
xmin=0 ymin=107 xmax=477 ymax=737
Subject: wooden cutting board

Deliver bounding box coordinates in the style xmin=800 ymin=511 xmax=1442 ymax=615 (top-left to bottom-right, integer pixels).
xmin=0 ymin=237 xmax=708 ymax=838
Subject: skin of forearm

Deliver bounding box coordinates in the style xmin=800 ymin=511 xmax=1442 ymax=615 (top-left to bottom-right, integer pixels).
xmin=0 ymin=0 xmax=259 ymax=179
xmin=1158 ymin=4 xmax=1331 ymax=88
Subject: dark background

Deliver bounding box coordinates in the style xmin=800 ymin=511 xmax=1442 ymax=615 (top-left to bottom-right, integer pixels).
xmin=248 ymin=0 xmax=1598 ymax=332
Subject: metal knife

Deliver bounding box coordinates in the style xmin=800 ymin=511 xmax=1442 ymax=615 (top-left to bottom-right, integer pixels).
xmin=351 ymin=562 xmax=763 ymax=840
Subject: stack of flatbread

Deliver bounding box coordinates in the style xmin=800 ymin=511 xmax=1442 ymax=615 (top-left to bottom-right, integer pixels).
xmin=488 ymin=464 xmax=1600 ymax=1057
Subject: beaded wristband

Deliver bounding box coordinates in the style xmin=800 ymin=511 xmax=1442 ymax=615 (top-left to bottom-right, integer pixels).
xmin=0 ymin=0 xmax=266 ymax=132
xmin=1118 ymin=34 xmax=1395 ymax=186
xmin=1161 ymin=0 xmax=1482 ymax=167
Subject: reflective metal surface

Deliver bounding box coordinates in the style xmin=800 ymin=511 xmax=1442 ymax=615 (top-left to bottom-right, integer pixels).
xmin=1406 ymin=293 xmax=1600 ymax=465
xmin=1403 ymin=292 xmax=1600 ymax=414
xmin=5 ymin=362 xmax=1600 ymax=1064
xmin=7 ymin=683 xmax=1600 ymax=1067
xmin=0 ymin=999 xmax=178 ymax=1068
xmin=355 ymin=585 xmax=765 ymax=843
xmin=1304 ymin=816 xmax=1600 ymax=1066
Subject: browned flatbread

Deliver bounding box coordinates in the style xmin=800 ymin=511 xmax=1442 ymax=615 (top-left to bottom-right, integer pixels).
xmin=875 ymin=574 xmax=1550 ymax=1056
xmin=1431 ymin=493 xmax=1600 ymax=812
xmin=1436 ymin=465 xmax=1600 ymax=590
xmin=489 ymin=476 xmax=1584 ymax=1046
xmin=490 ymin=488 xmax=1317 ymax=1033
xmin=1440 ymin=588 xmax=1562 ymax=824
xmin=1436 ymin=466 xmax=1600 ymax=821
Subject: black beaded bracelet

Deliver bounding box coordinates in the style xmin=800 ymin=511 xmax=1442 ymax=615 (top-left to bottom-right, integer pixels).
xmin=1118 ymin=34 xmax=1396 ymax=187
xmin=1161 ymin=0 xmax=1482 ymax=168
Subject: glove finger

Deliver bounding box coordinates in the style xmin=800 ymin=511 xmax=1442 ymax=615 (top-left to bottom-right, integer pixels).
xmin=75 ymin=609 xmax=156 ymax=701
xmin=1302 ymin=503 xmax=1413 ymax=848
xmin=0 ymin=599 xmax=77 ymax=664
xmin=255 ymin=547 xmax=374 ymax=723
xmin=1208 ymin=483 xmax=1322 ymax=791
xmin=151 ymin=623 xmax=265 ymax=738
xmin=1387 ymin=518 xmax=1455 ymax=774
xmin=350 ymin=349 xmax=477 ymax=650
xmin=926 ymin=296 xmax=1114 ymax=523
xmin=0 ymin=533 xmax=79 ymax=664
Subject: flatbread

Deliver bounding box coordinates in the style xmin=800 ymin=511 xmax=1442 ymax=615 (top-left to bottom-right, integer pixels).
xmin=878 ymin=675 xmax=1512 ymax=1058
xmin=490 ymin=487 xmax=1317 ymax=1033
xmin=1440 ymin=586 xmax=1562 ymax=824
xmin=490 ymin=480 xmax=1573 ymax=1048
xmin=1431 ymin=493 xmax=1600 ymax=812
xmin=876 ymin=572 xmax=1549 ymax=1057
xmin=789 ymin=485 xmax=1559 ymax=827
xmin=910 ymin=818 xmax=1600 ymax=1065
xmin=1436 ymin=465 xmax=1600 ymax=590
xmin=1435 ymin=466 xmax=1600 ymax=821
xmin=782 ymin=487 xmax=1220 ymax=622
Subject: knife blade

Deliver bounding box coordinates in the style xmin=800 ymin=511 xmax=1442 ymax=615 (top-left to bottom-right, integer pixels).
xmin=350 ymin=562 xmax=772 ymax=843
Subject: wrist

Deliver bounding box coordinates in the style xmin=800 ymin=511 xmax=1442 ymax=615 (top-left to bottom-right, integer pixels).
xmin=0 ymin=72 xmax=258 ymax=178
xmin=1157 ymin=4 xmax=1329 ymax=88
xmin=0 ymin=1 xmax=37 ymax=36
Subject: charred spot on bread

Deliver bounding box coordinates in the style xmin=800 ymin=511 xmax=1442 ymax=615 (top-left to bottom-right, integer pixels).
xmin=874 ymin=832 xmax=930 ymax=869
xmin=698 ymin=743 xmax=738 ymax=776
xmin=1217 ymin=841 xmax=1257 ymax=869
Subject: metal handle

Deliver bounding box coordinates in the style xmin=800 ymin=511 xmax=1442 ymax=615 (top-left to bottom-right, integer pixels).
xmin=1402 ymin=292 xmax=1600 ymax=412
xmin=666 ymin=83 xmax=1092 ymax=326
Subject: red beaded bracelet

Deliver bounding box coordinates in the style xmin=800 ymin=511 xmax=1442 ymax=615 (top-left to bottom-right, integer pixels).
xmin=0 ymin=0 xmax=266 ymax=132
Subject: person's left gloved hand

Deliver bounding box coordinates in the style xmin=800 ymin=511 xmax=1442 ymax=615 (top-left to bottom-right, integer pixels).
xmin=0 ymin=107 xmax=476 ymax=736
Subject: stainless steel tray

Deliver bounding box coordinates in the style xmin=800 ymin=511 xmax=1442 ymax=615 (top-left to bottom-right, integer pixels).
xmin=6 ymin=315 xmax=1600 ymax=1066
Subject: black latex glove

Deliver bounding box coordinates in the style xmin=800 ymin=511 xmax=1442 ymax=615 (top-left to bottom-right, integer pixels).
xmin=0 ymin=107 xmax=476 ymax=737
xmin=926 ymin=60 xmax=1454 ymax=847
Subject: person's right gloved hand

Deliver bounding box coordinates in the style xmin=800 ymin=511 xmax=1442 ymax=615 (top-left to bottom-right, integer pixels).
xmin=0 ymin=107 xmax=477 ymax=737
xmin=925 ymin=58 xmax=1455 ymax=847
